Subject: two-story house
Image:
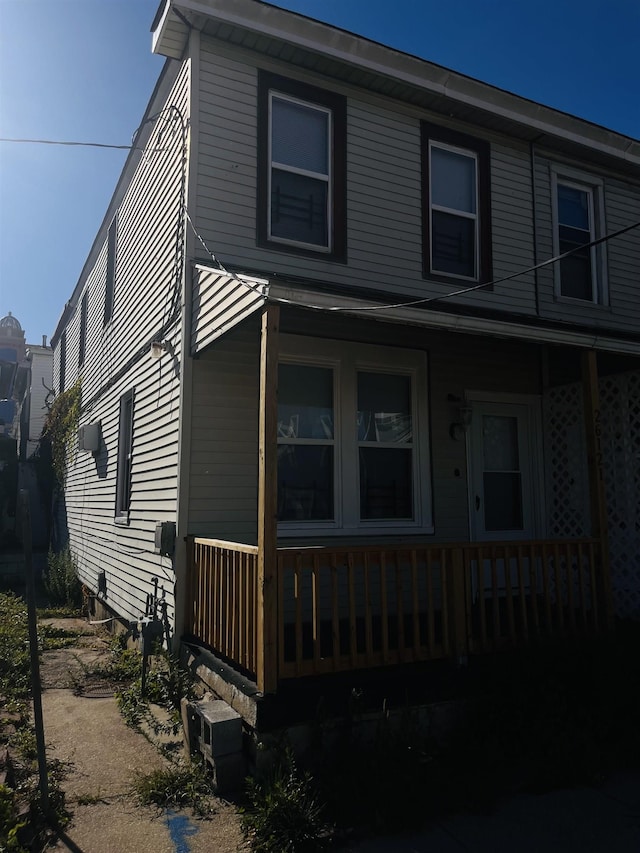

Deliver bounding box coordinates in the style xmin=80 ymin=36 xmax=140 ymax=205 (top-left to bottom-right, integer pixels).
xmin=50 ymin=0 xmax=640 ymax=705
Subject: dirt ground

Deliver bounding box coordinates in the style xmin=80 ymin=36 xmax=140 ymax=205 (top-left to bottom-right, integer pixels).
xmin=39 ymin=618 xmax=244 ymax=853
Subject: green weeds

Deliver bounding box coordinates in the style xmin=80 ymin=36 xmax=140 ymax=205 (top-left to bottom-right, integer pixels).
xmin=132 ymin=759 xmax=216 ymax=816
xmin=43 ymin=549 xmax=82 ymax=609
xmin=0 ymin=592 xmax=70 ymax=850
xmin=242 ymin=748 xmax=331 ymax=853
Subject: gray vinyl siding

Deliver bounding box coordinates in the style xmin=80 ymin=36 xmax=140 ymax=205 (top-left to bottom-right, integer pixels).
xmin=187 ymin=315 xmax=542 ymax=545
xmin=188 ymin=322 xmax=260 ymax=542
xmin=195 ymin=39 xmax=538 ymax=324
xmin=534 ymin=151 xmax=640 ymax=332
xmin=191 ymin=265 xmax=266 ymax=355
xmin=55 ymin=59 xmax=191 ymax=629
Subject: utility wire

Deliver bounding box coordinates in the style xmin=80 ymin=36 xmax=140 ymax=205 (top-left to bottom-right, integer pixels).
xmin=0 ymin=136 xmax=155 ymax=152
xmin=188 ymin=207 xmax=640 ymax=314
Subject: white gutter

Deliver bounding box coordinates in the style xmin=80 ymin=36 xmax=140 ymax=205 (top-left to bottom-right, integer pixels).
xmin=268 ymin=283 xmax=640 ymax=357
xmin=159 ymin=0 xmax=640 ymax=168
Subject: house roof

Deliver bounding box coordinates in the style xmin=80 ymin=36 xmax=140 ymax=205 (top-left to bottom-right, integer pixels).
xmin=152 ymin=0 xmax=640 ymax=175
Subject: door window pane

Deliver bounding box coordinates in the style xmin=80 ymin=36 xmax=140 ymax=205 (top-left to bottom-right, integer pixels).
xmin=483 ymin=415 xmax=519 ymax=470
xmin=482 ymin=414 xmax=523 ymax=531
xmin=483 ymin=472 xmax=523 ymax=531
xmin=359 ymin=447 xmax=413 ymax=519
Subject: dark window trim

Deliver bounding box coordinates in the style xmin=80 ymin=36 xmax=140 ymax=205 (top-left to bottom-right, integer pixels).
xmin=421 ymin=121 xmax=492 ymax=287
xmin=78 ymin=291 xmax=88 ymax=367
xmin=550 ymin=165 xmax=608 ymax=306
xmin=104 ymin=217 xmax=117 ymax=327
xmin=115 ymin=389 xmax=134 ymax=522
xmin=257 ymin=70 xmax=347 ymax=262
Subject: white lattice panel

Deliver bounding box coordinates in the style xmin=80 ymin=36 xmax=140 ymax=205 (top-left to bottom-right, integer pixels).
xmin=543 ymin=383 xmax=589 ymax=539
xmin=544 ymin=370 xmax=640 ymax=619
xmin=599 ymin=371 xmax=640 ymax=618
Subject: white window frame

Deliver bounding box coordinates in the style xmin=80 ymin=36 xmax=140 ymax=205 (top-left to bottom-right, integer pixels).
xmin=428 ymin=140 xmax=479 ymax=282
xmin=278 ymin=336 xmax=433 ymax=537
xmin=550 ymin=165 xmax=608 ymax=305
xmin=268 ymin=91 xmax=333 ymax=253
xmin=115 ymin=390 xmax=134 ymax=524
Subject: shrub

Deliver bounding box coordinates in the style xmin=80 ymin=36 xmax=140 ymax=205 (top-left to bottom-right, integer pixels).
xmin=242 ymin=748 xmax=330 ymax=853
xmin=43 ymin=549 xmax=82 ymax=609
xmin=0 ymin=592 xmax=30 ymax=700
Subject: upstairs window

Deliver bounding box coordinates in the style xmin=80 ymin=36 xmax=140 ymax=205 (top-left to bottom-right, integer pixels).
xmin=115 ymin=390 xmax=134 ymax=522
xmin=258 ymin=72 xmax=346 ymax=260
xmin=422 ymin=123 xmax=492 ymax=284
xmin=104 ymin=217 xmax=117 ymax=326
xmin=78 ymin=291 xmax=88 ymax=367
xmin=552 ymin=167 xmax=607 ymax=303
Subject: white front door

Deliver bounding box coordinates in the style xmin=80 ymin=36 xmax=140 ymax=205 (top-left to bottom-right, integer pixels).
xmin=468 ymin=400 xmax=538 ymax=541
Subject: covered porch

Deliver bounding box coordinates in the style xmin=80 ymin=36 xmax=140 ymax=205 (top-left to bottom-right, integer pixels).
xmin=182 ymin=303 xmax=626 ymax=694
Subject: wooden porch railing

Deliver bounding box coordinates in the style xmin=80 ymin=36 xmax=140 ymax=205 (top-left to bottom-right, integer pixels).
xmin=185 ymin=537 xmax=259 ymax=678
xmin=185 ymin=537 xmax=605 ymax=688
xmin=277 ymin=545 xmax=465 ymax=678
xmin=461 ymin=539 xmax=604 ymax=653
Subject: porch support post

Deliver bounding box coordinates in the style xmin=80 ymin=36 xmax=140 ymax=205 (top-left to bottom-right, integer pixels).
xmin=450 ymin=547 xmax=469 ymax=662
xmin=184 ymin=535 xmax=195 ymax=638
xmin=580 ymin=350 xmax=614 ymax=626
xmin=257 ymin=304 xmax=280 ymax=693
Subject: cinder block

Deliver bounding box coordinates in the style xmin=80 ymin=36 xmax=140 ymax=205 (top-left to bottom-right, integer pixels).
xmin=196 ymin=699 xmax=242 ymax=758
xmin=206 ymin=750 xmax=246 ymax=794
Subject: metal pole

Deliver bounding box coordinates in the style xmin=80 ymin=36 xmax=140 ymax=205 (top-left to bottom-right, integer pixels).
xmin=19 ymin=489 xmax=49 ymax=815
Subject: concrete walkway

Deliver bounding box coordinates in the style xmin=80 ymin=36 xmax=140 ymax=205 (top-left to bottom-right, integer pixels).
xmin=351 ymin=771 xmax=640 ymax=852
xmin=40 ymin=620 xmax=243 ymax=853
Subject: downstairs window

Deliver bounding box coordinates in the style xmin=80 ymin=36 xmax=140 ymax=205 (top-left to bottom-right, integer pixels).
xmin=277 ymin=337 xmax=432 ymax=535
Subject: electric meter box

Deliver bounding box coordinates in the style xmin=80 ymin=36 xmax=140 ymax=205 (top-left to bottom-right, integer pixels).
xmin=78 ymin=422 xmax=101 ymax=453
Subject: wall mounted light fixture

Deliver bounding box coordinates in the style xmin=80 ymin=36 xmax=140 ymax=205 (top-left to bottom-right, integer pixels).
xmin=150 ymin=340 xmax=169 ymax=360
xmin=449 ymin=399 xmax=473 ymax=440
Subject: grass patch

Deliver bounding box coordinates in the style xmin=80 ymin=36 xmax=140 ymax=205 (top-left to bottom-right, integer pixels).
xmin=132 ymin=759 xmax=216 ymax=816
xmin=37 ymin=606 xmax=82 ymax=619
xmin=75 ymin=791 xmax=106 ymax=806
xmin=38 ymin=623 xmax=83 ymax=651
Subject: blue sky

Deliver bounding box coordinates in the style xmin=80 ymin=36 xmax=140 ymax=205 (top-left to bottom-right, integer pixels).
xmin=1 ymin=0 xmax=638 ymax=345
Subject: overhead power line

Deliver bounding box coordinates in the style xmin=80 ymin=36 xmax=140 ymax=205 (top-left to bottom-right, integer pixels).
xmin=0 ymin=137 xmax=147 ymax=151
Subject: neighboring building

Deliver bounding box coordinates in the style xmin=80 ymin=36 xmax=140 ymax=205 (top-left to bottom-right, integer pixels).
xmin=0 ymin=312 xmax=31 ymax=549
xmin=0 ymin=313 xmax=28 ymax=442
xmin=22 ymin=339 xmax=53 ymax=459
xmin=50 ymin=0 xmax=640 ymax=705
